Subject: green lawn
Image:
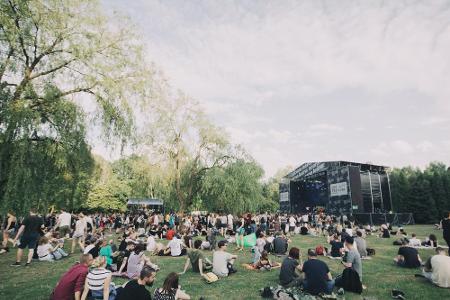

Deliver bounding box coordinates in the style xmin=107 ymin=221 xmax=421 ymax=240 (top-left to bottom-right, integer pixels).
xmin=0 ymin=225 xmax=448 ymax=300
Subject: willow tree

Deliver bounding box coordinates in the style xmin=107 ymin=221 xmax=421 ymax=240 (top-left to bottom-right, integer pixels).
xmin=0 ymin=0 xmax=155 ymax=214
xmin=147 ymin=92 xmax=232 ymax=212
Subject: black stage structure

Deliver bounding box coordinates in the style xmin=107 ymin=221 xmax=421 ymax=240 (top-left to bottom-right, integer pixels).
xmin=279 ymin=161 xmax=393 ymax=215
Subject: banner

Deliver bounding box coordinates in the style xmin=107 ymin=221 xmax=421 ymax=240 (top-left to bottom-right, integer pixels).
xmin=330 ymin=182 xmax=348 ymax=197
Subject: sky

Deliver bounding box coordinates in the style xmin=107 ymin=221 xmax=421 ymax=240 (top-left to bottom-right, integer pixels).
xmin=102 ymin=0 xmax=450 ymax=177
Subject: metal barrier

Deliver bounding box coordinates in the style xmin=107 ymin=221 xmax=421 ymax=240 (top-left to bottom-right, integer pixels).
xmin=353 ymin=213 xmax=414 ymax=226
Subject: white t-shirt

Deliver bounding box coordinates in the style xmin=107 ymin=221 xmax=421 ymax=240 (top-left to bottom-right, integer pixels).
xmin=431 ymin=254 xmax=450 ymax=288
xmin=289 ymin=217 xmax=296 ymax=227
xmin=84 ymin=244 xmax=95 ymax=254
xmin=37 ymin=243 xmax=52 ymax=258
xmin=74 ymin=219 xmax=87 ymax=235
xmin=59 ymin=212 xmax=71 ymax=227
xmin=167 ymin=237 xmax=182 ymax=256
xmin=256 ymin=238 xmax=266 ymax=253
xmin=146 ymin=235 xmax=156 ymax=252
xmin=213 ymin=250 xmax=233 ymax=277
xmin=409 ymin=237 xmax=421 ymax=247
xmin=227 ymin=214 xmax=233 ymax=226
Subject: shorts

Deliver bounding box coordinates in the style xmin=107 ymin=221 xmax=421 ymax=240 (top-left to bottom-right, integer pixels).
xmin=19 ymin=234 xmax=39 ymax=249
xmin=289 ymin=226 xmax=295 ymax=232
xmin=59 ymin=226 xmax=70 ymax=237
xmin=221 ymin=224 xmax=227 ymax=229
xmin=73 ymin=232 xmax=84 ymax=239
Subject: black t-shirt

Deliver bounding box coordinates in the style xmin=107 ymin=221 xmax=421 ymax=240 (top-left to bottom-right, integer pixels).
xmin=398 ymin=246 xmax=420 ymax=268
xmin=302 ymin=259 xmax=330 ymax=295
xmin=330 ymin=240 xmax=343 ymax=257
xmin=22 ymin=215 xmax=43 ymax=236
xmin=279 ymin=257 xmax=299 ymax=285
xmin=273 ymin=237 xmax=288 ymax=254
xmin=117 ymin=279 xmax=151 ymax=300
xmin=442 ymin=218 xmax=450 ymax=238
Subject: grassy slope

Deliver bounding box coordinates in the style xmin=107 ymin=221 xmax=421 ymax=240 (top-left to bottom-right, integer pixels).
xmin=0 ymin=225 xmax=449 ymax=300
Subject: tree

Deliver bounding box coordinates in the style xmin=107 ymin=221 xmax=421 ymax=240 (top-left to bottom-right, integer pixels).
xmin=0 ymin=0 xmax=155 ymax=214
xmin=148 ymin=92 xmax=232 ymax=211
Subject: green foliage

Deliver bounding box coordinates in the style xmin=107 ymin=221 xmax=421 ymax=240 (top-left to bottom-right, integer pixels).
xmin=390 ymin=162 xmax=450 ymax=223
xmin=85 ymin=176 xmax=130 ymax=212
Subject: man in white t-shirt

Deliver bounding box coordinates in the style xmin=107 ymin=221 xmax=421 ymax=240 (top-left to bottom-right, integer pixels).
xmin=409 ymin=233 xmax=421 ymax=247
xmin=227 ymin=214 xmax=234 ymax=230
xmin=56 ymin=209 xmax=72 ymax=238
xmin=213 ymin=240 xmax=237 ymax=277
xmin=422 ymin=247 xmax=450 ymax=288
xmin=71 ymin=213 xmax=87 ymax=254
xmin=166 ymin=235 xmax=186 ymax=257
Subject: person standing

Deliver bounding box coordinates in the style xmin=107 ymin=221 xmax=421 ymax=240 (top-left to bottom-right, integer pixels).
xmin=51 ymin=254 xmax=93 ymax=300
xmin=441 ymin=212 xmax=450 ymax=254
xmin=72 ymin=213 xmax=87 ymax=254
xmin=56 ymin=209 xmax=72 ymax=238
xmin=11 ymin=208 xmax=44 ymax=267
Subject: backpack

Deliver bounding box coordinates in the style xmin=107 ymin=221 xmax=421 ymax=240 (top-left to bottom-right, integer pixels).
xmin=335 ymin=268 xmax=363 ymax=294
xmin=203 ymin=272 xmax=219 ymax=283
xmin=315 ymin=245 xmax=325 ymax=256
xmin=367 ymin=248 xmax=375 ymax=256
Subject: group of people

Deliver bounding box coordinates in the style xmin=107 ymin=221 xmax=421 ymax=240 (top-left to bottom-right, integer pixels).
xmin=1 ymin=208 xmax=450 ymax=299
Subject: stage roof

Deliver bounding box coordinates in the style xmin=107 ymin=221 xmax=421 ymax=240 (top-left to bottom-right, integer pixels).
xmin=127 ymin=198 xmax=163 ymax=206
xmin=285 ymin=161 xmax=390 ymax=181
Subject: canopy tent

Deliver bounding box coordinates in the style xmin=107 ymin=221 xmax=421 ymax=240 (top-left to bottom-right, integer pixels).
xmin=127 ymin=198 xmax=164 ymax=212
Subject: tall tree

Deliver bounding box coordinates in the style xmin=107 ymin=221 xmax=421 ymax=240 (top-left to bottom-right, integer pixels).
xmin=0 ymin=0 xmax=155 ymax=213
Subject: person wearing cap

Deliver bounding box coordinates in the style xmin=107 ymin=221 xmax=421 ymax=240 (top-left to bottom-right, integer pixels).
xmin=213 ymin=240 xmax=237 ymax=277
xmin=301 ymin=249 xmax=334 ymax=295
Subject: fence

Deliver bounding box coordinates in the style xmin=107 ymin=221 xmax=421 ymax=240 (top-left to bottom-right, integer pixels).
xmin=353 ymin=213 xmax=414 ymax=226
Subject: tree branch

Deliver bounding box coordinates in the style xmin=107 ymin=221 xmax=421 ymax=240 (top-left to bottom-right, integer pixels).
xmin=58 ymin=84 xmax=98 ymax=97
xmin=8 ymin=0 xmax=30 ymax=67
xmin=29 ymin=58 xmax=76 ymax=80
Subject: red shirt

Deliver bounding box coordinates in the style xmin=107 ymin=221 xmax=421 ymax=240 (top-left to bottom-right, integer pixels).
xmin=166 ymin=229 xmax=175 ymax=240
xmin=52 ymin=263 xmax=88 ymax=300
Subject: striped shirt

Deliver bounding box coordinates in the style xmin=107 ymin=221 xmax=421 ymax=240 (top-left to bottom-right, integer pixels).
xmin=86 ymin=268 xmax=111 ymax=291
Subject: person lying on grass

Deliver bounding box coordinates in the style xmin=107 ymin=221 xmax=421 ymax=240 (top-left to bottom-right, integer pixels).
xmin=179 ymin=239 xmax=212 ymax=279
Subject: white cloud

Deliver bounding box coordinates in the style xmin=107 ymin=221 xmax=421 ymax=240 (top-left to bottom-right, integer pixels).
xmin=105 ymin=0 xmax=450 ymax=176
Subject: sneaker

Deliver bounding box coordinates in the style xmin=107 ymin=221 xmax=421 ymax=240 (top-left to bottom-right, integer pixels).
xmin=337 ymin=288 xmax=345 ymax=295
xmin=11 ymin=262 xmax=21 ymax=267
xmin=25 ymin=262 xmax=31 ymax=267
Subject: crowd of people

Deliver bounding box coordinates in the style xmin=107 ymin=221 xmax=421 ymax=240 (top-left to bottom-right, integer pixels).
xmin=1 ymin=208 xmax=450 ymax=299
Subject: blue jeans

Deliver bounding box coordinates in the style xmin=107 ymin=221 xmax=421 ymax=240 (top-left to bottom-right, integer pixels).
xmin=303 ymin=279 xmax=335 ymax=294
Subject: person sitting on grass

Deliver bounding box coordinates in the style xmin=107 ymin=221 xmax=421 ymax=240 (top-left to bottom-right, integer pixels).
xmin=394 ymin=239 xmax=422 ymax=268
xmin=213 ymin=240 xmax=238 ymax=277
xmin=117 ymin=266 xmax=157 ymax=300
xmin=421 ymin=247 xmax=450 ymax=288
xmin=354 ymin=231 xmax=368 ymax=258
xmin=37 ymin=236 xmax=68 ymax=261
xmin=301 ymin=249 xmax=334 ymax=295
xmin=279 ymin=247 xmax=303 ymax=287
xmin=342 ymin=236 xmax=363 ymax=282
xmin=154 ymin=272 xmax=191 ymax=300
xmin=408 ymin=233 xmax=421 ymax=247
xmin=327 ymin=233 xmax=344 ymax=258
xmin=99 ymin=239 xmax=114 ymax=268
xmin=379 ymin=224 xmax=391 ymax=238
xmin=253 ymin=250 xmax=281 ymax=271
xmin=126 ymin=243 xmax=159 ymax=279
xmin=421 ymin=234 xmax=438 ymax=248
xmin=273 ymin=232 xmax=290 ymax=255
xmin=115 ymin=241 xmax=135 ymax=275
xmin=51 ymin=254 xmax=93 ymax=300
xmin=161 ymin=234 xmax=187 ymax=257
xmin=81 ymin=256 xmax=116 ymax=300
xmin=179 ymin=239 xmax=212 ymax=278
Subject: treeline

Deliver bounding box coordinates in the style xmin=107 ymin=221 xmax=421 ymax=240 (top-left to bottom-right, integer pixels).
xmin=390 ymin=162 xmax=450 ymax=223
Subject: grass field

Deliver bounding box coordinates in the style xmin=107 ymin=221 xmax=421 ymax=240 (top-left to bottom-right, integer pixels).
xmin=0 ymin=225 xmax=449 ymax=300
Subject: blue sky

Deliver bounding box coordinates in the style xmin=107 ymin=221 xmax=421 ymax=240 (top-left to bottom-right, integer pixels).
xmin=101 ymin=0 xmax=450 ymax=177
